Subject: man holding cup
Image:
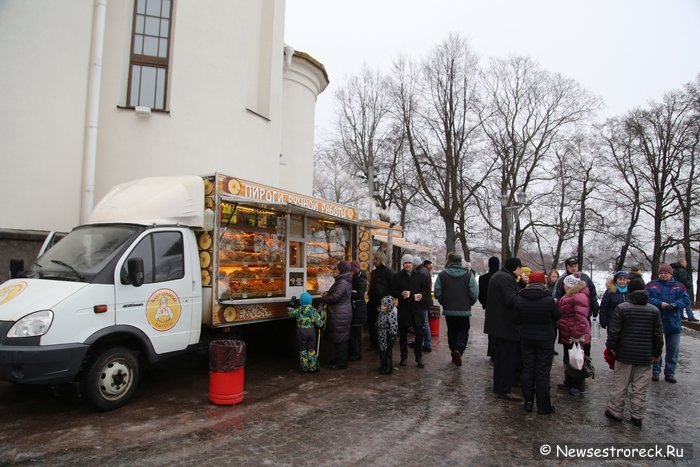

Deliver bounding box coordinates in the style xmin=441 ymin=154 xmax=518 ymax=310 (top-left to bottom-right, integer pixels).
xmin=392 ymin=254 xmax=431 ymax=367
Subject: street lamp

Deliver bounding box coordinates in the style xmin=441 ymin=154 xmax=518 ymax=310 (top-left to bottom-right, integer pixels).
xmin=501 ymin=190 xmax=527 ymax=257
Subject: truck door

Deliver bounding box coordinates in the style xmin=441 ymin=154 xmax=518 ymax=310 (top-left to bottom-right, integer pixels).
xmin=114 ymin=229 xmax=193 ymax=355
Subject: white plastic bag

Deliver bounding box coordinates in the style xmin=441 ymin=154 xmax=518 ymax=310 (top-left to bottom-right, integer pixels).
xmin=569 ymin=342 xmax=585 ymax=370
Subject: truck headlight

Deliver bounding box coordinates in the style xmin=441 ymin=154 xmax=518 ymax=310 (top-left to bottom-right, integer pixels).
xmin=7 ymin=310 xmax=54 ymax=338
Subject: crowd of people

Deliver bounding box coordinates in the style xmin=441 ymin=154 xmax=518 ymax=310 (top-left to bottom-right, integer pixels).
xmin=286 ymin=251 xmax=694 ymax=427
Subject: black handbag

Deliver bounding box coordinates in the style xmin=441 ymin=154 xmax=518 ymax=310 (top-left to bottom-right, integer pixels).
xmin=565 ymin=356 xmax=595 ymax=379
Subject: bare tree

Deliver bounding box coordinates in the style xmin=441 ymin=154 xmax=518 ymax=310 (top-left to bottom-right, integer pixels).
xmin=624 ymin=91 xmax=695 ymax=277
xmin=478 ymin=55 xmax=600 ymax=260
xmin=335 ymin=66 xmax=397 ymax=222
xmin=389 ymin=34 xmax=488 ymax=255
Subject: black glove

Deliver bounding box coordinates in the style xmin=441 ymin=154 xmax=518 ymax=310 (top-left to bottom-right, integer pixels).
xmin=288 ymin=296 xmax=300 ymax=308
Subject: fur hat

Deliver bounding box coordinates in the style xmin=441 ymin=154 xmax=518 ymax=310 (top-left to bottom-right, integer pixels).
xmin=563 ymin=273 xmax=581 ymax=289
xmin=401 ymin=254 xmax=414 ymax=265
xmin=337 ymin=261 xmax=352 ymax=274
xmin=350 ymin=260 xmax=361 ymax=274
xmin=299 ymin=292 xmax=313 ymax=306
xmin=658 ymin=263 xmax=673 ymax=275
xmin=529 ymin=272 xmax=546 ymax=284
xmin=504 ymin=257 xmax=522 ymax=272
xmin=413 ymin=255 xmax=422 ymax=266
xmin=380 ymin=295 xmax=394 ymax=310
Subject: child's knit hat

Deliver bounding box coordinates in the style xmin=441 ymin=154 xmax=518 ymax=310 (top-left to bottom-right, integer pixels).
xmin=380 ymin=295 xmax=394 ymax=310
xmin=300 ymin=292 xmax=312 ymax=306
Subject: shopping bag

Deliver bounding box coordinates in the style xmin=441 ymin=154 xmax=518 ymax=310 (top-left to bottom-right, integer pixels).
xmin=569 ymin=342 xmax=585 ymax=370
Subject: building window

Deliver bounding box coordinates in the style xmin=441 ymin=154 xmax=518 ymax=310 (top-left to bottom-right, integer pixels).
xmin=128 ymin=0 xmax=172 ymax=110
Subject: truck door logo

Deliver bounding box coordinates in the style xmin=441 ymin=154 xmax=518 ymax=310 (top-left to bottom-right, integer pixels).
xmin=146 ymin=289 xmax=181 ymax=332
xmin=0 ymin=282 xmax=27 ymax=305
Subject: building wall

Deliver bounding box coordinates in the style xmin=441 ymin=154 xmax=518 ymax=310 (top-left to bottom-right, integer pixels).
xmin=0 ymin=1 xmax=92 ymax=232
xmin=0 ymin=0 xmax=328 ymax=235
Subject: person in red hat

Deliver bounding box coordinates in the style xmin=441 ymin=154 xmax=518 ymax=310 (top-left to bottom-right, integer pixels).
xmin=515 ymin=271 xmax=560 ymax=414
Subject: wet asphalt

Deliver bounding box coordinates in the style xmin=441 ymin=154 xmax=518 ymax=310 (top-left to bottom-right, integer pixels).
xmin=1 ymin=305 xmax=698 ymax=466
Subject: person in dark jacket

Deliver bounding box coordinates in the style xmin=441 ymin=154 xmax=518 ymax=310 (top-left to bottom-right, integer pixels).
xmin=672 ymin=258 xmax=697 ymax=321
xmin=515 ymin=271 xmax=560 ymax=414
xmin=599 ymin=271 xmax=629 ymax=328
xmin=348 ymin=260 xmax=368 ymax=361
xmin=605 ymin=290 xmax=664 ymax=427
xmin=392 ymin=254 xmax=431 ymax=367
xmin=413 ymin=256 xmax=433 ymax=352
xmin=627 ymin=266 xmax=646 ymax=294
xmin=368 ymin=252 xmax=394 ymax=350
xmin=320 ymin=261 xmax=353 ymax=370
xmin=485 ymin=257 xmax=526 ymax=401
xmin=479 ymin=256 xmax=500 ymax=359
xmin=646 ymin=263 xmax=690 ymax=383
xmin=434 ymin=252 xmax=479 ymax=367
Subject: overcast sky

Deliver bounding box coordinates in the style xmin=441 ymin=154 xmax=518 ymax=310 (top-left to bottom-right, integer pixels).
xmin=285 ymin=0 xmax=700 ymax=140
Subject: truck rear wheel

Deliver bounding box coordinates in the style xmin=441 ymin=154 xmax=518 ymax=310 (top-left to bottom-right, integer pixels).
xmin=80 ymin=346 xmax=139 ymax=411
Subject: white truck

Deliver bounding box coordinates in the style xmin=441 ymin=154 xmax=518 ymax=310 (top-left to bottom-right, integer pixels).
xmin=0 ymin=173 xmax=370 ymax=410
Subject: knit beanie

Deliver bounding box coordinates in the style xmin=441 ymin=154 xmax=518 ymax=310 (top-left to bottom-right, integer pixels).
xmin=504 ymin=257 xmax=522 ymax=272
xmin=658 ymin=263 xmax=673 ymax=275
xmin=413 ymin=256 xmax=422 ymax=266
xmin=488 ymin=256 xmax=500 ymax=271
xmin=563 ymin=274 xmax=581 ymax=288
xmin=299 ymin=292 xmax=313 ymax=306
xmin=529 ymin=272 xmax=546 ymax=284
xmin=337 ymin=261 xmax=352 ymax=274
xmin=350 ymin=260 xmax=361 ymax=274
xmin=401 ymin=254 xmax=413 ymax=265
xmin=380 ymin=295 xmax=394 ymax=310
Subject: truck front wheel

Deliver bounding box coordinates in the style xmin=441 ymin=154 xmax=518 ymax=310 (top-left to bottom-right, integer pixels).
xmin=80 ymin=346 xmax=140 ymax=411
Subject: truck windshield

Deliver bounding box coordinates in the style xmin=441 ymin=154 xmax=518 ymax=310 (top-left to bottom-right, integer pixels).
xmin=27 ymin=225 xmax=141 ymax=282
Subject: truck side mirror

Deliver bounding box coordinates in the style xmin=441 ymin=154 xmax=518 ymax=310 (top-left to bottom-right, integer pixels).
xmin=127 ymin=258 xmax=144 ymax=287
xmin=9 ymin=259 xmax=25 ymax=279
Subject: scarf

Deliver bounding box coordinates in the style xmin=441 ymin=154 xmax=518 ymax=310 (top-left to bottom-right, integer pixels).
xmin=616 ymin=284 xmax=628 ymax=293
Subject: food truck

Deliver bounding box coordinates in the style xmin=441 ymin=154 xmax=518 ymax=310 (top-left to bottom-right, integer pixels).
xmin=0 ymin=173 xmax=370 ymax=409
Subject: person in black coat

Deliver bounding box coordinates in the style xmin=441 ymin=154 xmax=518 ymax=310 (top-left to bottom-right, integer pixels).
xmin=479 ymin=256 xmax=500 ymax=359
xmin=320 ymin=261 xmax=353 ymax=370
xmin=515 ymin=272 xmax=560 ymax=414
xmin=348 ymin=260 xmax=368 ymax=361
xmin=391 ymin=254 xmax=431 ymax=367
xmin=485 ymin=257 xmax=527 ymax=400
xmin=368 ymin=252 xmax=395 ymax=350
xmin=672 ymin=258 xmax=697 ymax=321
xmin=605 ymin=290 xmax=664 ymax=426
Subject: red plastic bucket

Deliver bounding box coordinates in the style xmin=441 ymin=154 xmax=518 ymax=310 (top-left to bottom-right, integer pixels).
xmin=429 ymin=317 xmax=440 ymax=336
xmin=209 ymin=367 xmax=244 ymax=405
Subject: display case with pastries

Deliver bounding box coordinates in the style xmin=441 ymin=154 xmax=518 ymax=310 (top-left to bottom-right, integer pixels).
xmin=217 ymin=204 xmax=285 ymax=299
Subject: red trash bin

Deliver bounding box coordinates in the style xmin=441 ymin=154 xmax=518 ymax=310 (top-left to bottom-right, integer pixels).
xmin=429 ymin=306 xmax=441 ymax=337
xmin=209 ymin=339 xmax=246 ymax=405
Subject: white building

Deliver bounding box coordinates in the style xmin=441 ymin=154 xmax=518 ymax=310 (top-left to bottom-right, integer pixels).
xmin=0 ymin=0 xmax=328 ymax=235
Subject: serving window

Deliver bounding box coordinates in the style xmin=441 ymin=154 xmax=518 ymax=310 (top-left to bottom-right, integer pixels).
xmin=305 ymin=219 xmax=351 ymax=293
xmin=218 ymin=202 xmax=286 ymax=299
